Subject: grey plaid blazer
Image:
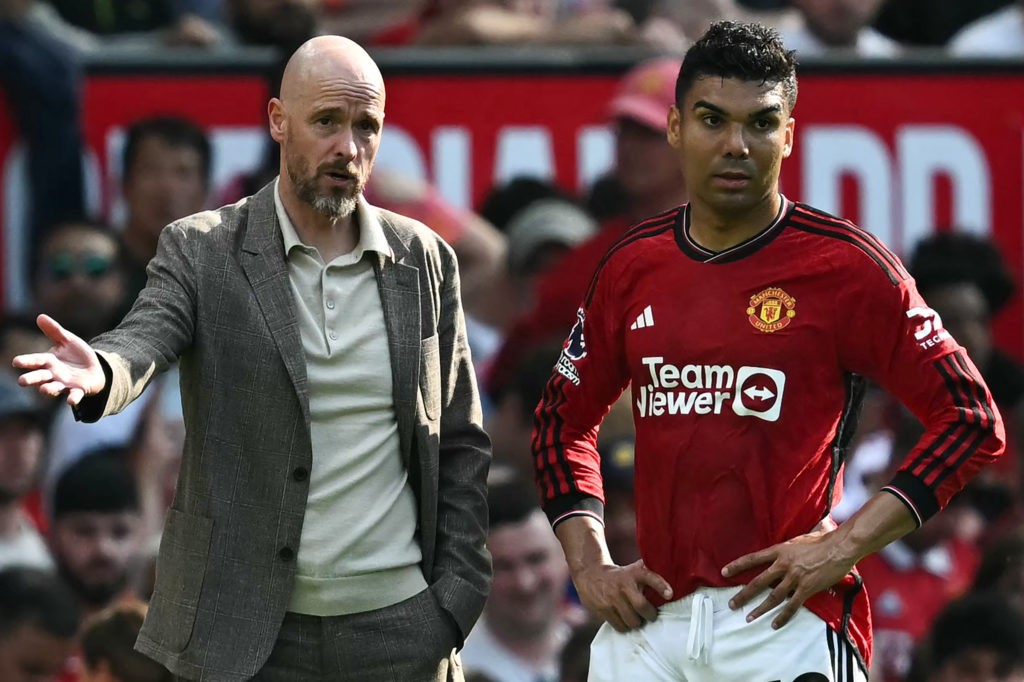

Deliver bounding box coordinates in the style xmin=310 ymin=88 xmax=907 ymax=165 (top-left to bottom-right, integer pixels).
xmin=76 ymin=182 xmax=492 ymax=682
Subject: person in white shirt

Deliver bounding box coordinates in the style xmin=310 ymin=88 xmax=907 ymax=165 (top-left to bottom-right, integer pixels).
xmin=0 ymin=375 xmax=51 ymax=571
xmin=949 ymin=1 xmax=1024 ymax=57
xmin=781 ymin=0 xmax=902 ymax=56
xmin=462 ymin=472 xmax=582 ymax=682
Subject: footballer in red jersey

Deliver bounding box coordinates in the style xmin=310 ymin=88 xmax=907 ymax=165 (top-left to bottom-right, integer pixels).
xmin=532 ymin=21 xmax=1004 ymax=682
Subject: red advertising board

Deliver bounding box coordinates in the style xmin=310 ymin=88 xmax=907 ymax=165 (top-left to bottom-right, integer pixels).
xmin=1 ymin=63 xmax=1022 ymax=355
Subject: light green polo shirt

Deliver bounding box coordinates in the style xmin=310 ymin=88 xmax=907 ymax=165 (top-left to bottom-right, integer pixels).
xmin=274 ymin=180 xmax=426 ymax=615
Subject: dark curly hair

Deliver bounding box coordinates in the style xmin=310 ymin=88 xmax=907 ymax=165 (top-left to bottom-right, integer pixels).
xmin=676 ymin=21 xmax=798 ymax=112
xmin=908 ymin=230 xmax=1016 ymax=315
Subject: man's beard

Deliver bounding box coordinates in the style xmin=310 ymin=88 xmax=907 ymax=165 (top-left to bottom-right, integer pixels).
xmin=56 ymin=556 xmax=129 ymax=608
xmin=287 ymin=153 xmax=363 ymax=220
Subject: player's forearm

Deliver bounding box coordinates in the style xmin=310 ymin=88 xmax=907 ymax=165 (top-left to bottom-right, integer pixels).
xmin=555 ymin=514 xmax=615 ymax=577
xmin=831 ymin=491 xmax=918 ymax=565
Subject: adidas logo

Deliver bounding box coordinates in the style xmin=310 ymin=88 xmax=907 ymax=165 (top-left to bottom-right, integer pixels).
xmin=630 ymin=305 xmax=654 ymax=330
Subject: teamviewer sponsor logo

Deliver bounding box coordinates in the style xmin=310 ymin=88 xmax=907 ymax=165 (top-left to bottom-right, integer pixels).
xmin=636 ymin=357 xmax=785 ymax=422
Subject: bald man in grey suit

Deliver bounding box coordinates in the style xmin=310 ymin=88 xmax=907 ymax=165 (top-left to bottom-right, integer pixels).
xmin=14 ymin=36 xmax=491 ymax=682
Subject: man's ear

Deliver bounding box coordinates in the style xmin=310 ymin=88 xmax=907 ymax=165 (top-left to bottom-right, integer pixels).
xmin=268 ymin=98 xmax=286 ymax=144
xmin=667 ymin=105 xmax=683 ymax=150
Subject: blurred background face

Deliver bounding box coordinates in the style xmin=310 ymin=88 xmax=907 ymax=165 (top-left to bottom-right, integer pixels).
xmin=930 ymin=652 xmax=1024 ymax=682
xmin=0 ymin=625 xmax=74 ymax=682
xmin=613 ymin=117 xmax=682 ymax=206
xmin=790 ymin=0 xmax=887 ymax=46
xmin=122 ymin=136 xmax=207 ymax=243
xmin=50 ymin=512 xmax=140 ymax=608
xmin=35 ymin=225 xmax=124 ymax=339
xmin=486 ymin=510 xmax=569 ymax=638
xmin=924 ymin=282 xmax=992 ymax=370
xmin=227 ymin=0 xmax=316 ymax=48
xmin=0 ymin=418 xmax=43 ymax=505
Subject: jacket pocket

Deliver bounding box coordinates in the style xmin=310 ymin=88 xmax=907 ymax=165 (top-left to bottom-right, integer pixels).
xmin=141 ymin=508 xmax=214 ymax=653
xmin=420 ymin=334 xmax=441 ymax=421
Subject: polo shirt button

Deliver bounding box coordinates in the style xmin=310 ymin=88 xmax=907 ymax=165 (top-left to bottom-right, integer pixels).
xmin=292 ymin=467 xmax=309 ymax=482
xmin=329 ymin=331 xmax=337 ymax=340
xmin=278 ymin=546 xmax=295 ymax=562
xmin=326 ymin=300 xmax=335 ymax=309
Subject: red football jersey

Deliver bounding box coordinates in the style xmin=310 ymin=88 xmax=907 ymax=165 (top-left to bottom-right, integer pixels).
xmin=532 ymin=197 xmax=1005 ymax=667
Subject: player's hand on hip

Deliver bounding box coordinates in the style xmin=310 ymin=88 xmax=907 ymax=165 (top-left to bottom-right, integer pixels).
xmin=12 ymin=314 xmax=105 ymax=406
xmin=721 ymin=528 xmax=856 ymax=630
xmin=573 ymin=559 xmax=673 ymax=632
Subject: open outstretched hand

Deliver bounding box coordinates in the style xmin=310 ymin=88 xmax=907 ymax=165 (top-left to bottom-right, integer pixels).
xmin=11 ymin=314 xmax=105 ymax=406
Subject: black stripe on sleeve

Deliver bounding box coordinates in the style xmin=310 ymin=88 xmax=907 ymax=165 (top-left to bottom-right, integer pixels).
xmin=795 ymin=204 xmax=909 ymax=280
xmin=882 ymin=471 xmax=940 ymax=526
xmin=544 ymin=493 xmax=604 ymax=528
xmin=789 ymin=220 xmax=901 ymax=286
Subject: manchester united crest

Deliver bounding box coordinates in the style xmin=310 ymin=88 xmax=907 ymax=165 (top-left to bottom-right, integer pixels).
xmin=747 ymin=287 xmax=796 ymax=333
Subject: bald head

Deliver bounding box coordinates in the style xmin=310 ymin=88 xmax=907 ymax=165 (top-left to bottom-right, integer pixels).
xmin=269 ymin=35 xmax=386 ymax=225
xmin=280 ymin=36 xmax=385 ymax=107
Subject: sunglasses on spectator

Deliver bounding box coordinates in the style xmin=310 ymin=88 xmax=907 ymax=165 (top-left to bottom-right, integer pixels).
xmin=46 ymin=252 xmax=115 ymax=281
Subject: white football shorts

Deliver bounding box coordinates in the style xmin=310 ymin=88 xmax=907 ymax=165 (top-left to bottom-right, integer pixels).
xmin=588 ymin=586 xmax=867 ymax=682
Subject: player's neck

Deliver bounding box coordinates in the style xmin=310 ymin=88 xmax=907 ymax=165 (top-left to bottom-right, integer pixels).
xmin=688 ymin=193 xmax=783 ymax=253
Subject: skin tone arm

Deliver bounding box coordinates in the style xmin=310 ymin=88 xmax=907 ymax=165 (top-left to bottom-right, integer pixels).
xmin=11 ymin=314 xmax=105 ymax=406
xmin=555 ymin=515 xmax=673 ymax=632
xmin=722 ymin=491 xmax=918 ymax=629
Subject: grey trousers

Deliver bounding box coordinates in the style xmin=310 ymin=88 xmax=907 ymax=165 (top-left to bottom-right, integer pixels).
xmin=174 ymin=589 xmax=463 ymax=681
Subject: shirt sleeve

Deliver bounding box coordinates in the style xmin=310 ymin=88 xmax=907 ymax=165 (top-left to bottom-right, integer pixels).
xmin=839 ymin=254 xmax=1005 ymax=527
xmin=531 ymin=260 xmax=631 ymax=529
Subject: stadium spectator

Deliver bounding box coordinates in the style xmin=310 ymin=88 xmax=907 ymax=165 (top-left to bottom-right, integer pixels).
xmin=485 ymin=343 xmax=563 ymax=476
xmin=32 ymin=220 xmax=127 ymax=343
xmin=117 ymin=116 xmax=212 ymax=308
xmin=780 ymin=0 xmax=902 ymax=56
xmin=0 ymin=374 xmax=51 ymax=571
xmin=908 ymin=231 xmax=1024 ymax=505
xmin=377 ymin=0 xmax=642 ymax=47
xmin=223 ymin=0 xmax=317 ymax=52
xmin=872 ymin=0 xmax=1013 ymax=47
xmin=0 ymin=0 xmax=86 ymax=271
xmin=0 ymin=566 xmax=82 ymax=682
xmin=48 ymin=450 xmax=144 ymax=619
xmin=503 ymin=198 xmax=597 ymax=312
xmin=486 ymin=56 xmax=685 ymax=397
xmin=80 ymin=600 xmax=172 ymax=682
xmin=598 ymin=436 xmax=640 ymax=566
xmin=949 ymin=0 xmax=1024 ymax=56
xmin=858 ymin=413 xmax=980 ymax=682
xmin=909 ymin=592 xmax=1024 ymax=682
xmin=972 ymin=528 xmax=1024 ymax=612
xmin=40 ymin=0 xmax=222 ymax=49
xmin=462 ymin=473 xmax=580 ymax=682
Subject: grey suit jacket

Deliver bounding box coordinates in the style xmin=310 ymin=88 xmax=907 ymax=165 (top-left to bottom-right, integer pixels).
xmin=77 ymin=182 xmax=492 ymax=682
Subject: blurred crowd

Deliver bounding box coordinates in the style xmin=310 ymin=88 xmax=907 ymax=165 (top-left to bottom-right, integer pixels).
xmin=2 ymin=1 xmax=1024 ymax=682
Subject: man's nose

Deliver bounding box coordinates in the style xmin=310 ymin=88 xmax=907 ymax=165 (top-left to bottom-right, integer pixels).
xmin=722 ymin=123 xmax=749 ymax=158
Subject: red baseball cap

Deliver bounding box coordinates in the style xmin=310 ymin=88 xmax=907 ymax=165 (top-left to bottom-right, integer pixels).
xmin=607 ymin=57 xmax=681 ymax=133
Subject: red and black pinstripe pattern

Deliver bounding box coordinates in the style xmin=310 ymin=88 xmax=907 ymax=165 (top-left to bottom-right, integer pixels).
xmin=533 ymin=209 xmax=678 ymax=516
xmin=884 ymin=349 xmax=998 ymax=525
xmin=582 ymin=207 xmax=680 ymax=308
xmin=788 ymin=204 xmax=910 ymax=285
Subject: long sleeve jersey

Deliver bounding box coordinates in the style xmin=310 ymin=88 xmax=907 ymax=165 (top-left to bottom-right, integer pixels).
xmin=532 ymin=197 xmax=1005 ymax=666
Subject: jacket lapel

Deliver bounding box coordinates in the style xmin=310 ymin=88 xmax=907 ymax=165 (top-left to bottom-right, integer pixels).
xmin=375 ymin=213 xmax=420 ymax=468
xmin=240 ymin=183 xmax=310 ymax=424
